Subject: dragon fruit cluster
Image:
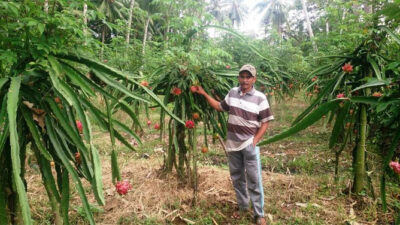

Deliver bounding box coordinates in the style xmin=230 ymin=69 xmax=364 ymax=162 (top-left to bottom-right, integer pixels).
xmin=389 ymin=161 xmax=400 ymax=175
xmin=185 ymin=120 xmax=195 ymax=129
xmin=115 ymin=180 xmax=132 ymax=195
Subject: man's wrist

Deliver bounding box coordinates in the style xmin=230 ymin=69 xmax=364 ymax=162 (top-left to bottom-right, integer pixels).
xmin=253 ymin=138 xmax=258 ymax=145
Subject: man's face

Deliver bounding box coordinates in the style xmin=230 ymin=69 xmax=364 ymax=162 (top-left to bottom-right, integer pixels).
xmin=238 ymin=71 xmax=256 ymax=92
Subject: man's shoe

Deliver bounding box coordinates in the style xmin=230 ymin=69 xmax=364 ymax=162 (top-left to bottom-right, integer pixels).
xmin=232 ymin=211 xmax=241 ymax=219
xmin=256 ymin=217 xmax=267 ymax=225
xmin=231 ymin=207 xmax=250 ymax=220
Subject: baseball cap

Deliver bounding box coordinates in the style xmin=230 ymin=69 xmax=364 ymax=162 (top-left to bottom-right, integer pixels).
xmin=239 ymin=64 xmax=256 ymax=77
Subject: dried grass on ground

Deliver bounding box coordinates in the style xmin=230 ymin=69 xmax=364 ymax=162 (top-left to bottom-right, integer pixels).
xmin=28 ymin=153 xmax=387 ymax=224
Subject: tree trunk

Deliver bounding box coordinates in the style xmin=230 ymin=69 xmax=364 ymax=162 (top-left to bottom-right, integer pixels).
xmin=0 ymin=142 xmax=11 ymax=224
xmin=300 ymin=0 xmax=317 ymax=52
xmin=142 ymin=17 xmax=150 ymax=55
xmin=325 ymin=19 xmax=329 ymax=34
xmin=44 ymin=0 xmax=49 ymax=13
xmin=100 ymin=26 xmax=106 ymax=61
xmin=364 ymin=4 xmax=372 ymax=14
xmin=83 ymin=2 xmax=88 ymax=38
xmin=351 ymin=2 xmax=361 ymax=18
xmin=83 ymin=3 xmax=87 ymax=25
xmin=192 ymin=126 xmax=198 ymax=204
xmin=353 ymin=104 xmax=367 ymax=193
xmin=60 ymin=169 xmax=70 ymax=224
xmin=33 ymin=148 xmax=63 ymax=225
xmin=165 ymin=102 xmax=187 ymax=180
xmin=164 ymin=22 xmax=170 ymax=46
xmin=166 ymin=118 xmax=175 ymax=172
xmin=133 ymin=102 xmax=141 ymax=134
xmin=334 ymin=152 xmax=340 ymax=182
xmin=125 ymin=0 xmax=135 ymax=45
xmin=276 ymin=21 xmax=283 ymax=40
xmin=163 ymin=1 xmax=173 ymax=47
xmin=339 ymin=8 xmax=346 ymax=35
xmin=3 ymin=143 xmax=23 ymax=225
xmin=177 ymin=123 xmax=186 ymax=178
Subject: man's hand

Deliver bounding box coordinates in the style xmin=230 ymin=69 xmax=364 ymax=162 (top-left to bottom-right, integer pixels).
xmin=192 ymin=85 xmax=206 ymax=96
xmin=192 ymin=85 xmax=222 ymax=111
xmin=253 ymin=122 xmax=269 ymax=147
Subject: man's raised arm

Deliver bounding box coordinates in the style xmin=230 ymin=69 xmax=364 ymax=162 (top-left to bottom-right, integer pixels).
xmin=193 ymin=86 xmax=223 ymax=112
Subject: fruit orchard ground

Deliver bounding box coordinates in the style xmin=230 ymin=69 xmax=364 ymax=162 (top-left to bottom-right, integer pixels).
xmin=27 ymin=94 xmax=396 ymax=224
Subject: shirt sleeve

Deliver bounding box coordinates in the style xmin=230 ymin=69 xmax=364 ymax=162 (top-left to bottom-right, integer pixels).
xmin=219 ymin=90 xmax=231 ymax=112
xmin=258 ymin=97 xmax=274 ymax=123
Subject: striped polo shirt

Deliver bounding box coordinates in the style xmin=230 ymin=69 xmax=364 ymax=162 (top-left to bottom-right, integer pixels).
xmin=219 ymin=87 xmax=274 ymax=152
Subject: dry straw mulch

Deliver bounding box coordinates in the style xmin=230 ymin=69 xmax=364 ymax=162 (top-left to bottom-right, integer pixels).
xmin=28 ymin=154 xmax=358 ymax=225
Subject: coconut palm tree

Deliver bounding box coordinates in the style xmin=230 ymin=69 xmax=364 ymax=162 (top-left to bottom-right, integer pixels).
xmin=136 ymin=0 xmax=158 ymax=55
xmin=208 ymin=0 xmax=247 ymax=29
xmin=91 ymin=0 xmax=128 ymax=59
xmin=300 ymin=0 xmax=318 ymax=51
xmin=83 ymin=1 xmax=88 ymax=36
xmin=224 ymin=0 xmax=248 ymax=28
xmin=125 ymin=0 xmax=135 ymax=44
xmin=207 ymin=0 xmax=225 ymax=24
xmin=254 ymin=0 xmax=289 ymax=37
xmin=44 ymin=0 xmax=49 ymax=13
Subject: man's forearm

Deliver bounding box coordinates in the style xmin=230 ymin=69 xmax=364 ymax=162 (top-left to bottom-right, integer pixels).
xmin=202 ymin=92 xmax=222 ymax=111
xmin=253 ymin=122 xmax=269 ymax=145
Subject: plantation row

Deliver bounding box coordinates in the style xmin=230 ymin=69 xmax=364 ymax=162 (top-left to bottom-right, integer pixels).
xmin=1 ymin=0 xmax=400 ymax=224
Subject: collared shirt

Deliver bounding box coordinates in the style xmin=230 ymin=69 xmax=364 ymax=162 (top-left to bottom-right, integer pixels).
xmin=219 ymin=87 xmax=274 ymax=152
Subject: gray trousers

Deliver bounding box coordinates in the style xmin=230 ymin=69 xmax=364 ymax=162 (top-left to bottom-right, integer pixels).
xmin=227 ymin=144 xmax=264 ymax=218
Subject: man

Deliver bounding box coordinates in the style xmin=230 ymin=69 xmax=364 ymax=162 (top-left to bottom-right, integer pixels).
xmin=193 ymin=64 xmax=273 ymax=225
